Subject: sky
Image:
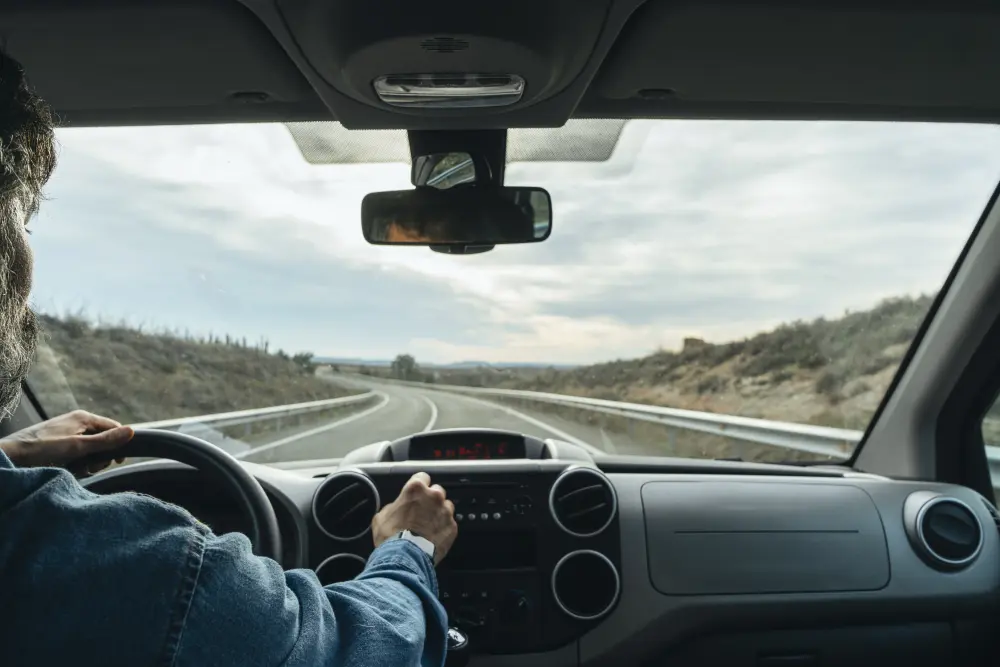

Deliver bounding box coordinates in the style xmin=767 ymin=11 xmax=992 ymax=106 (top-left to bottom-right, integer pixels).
xmin=26 ymin=119 xmax=1000 ymax=364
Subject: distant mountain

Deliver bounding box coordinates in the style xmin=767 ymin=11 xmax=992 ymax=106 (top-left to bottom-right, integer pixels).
xmin=440 ymin=361 xmax=579 ymax=370
xmin=314 ymin=356 xmax=578 ymax=370
xmin=314 ymin=356 xmax=392 ymax=367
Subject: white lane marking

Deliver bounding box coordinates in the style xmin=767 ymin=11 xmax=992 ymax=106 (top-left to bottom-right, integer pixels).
xmin=421 ymin=395 xmax=439 ymax=432
xmin=235 ymin=392 xmax=390 ymax=459
xmin=599 ymin=428 xmax=618 ymax=455
xmin=445 ymin=392 xmax=606 ymax=458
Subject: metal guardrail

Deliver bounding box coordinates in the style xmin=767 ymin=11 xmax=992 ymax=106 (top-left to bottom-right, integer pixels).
xmin=980 ymin=419 xmax=1000 ymax=487
xmin=131 ymin=391 xmax=376 ymax=433
xmin=410 ymin=380 xmax=1000 ymax=488
xmin=402 ymin=382 xmax=859 ymax=458
xmin=129 ymin=371 xmax=1000 ymax=491
xmin=990 ymin=448 xmax=1000 ymax=488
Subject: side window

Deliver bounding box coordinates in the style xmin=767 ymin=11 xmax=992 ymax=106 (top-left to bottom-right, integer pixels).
xmin=980 ymin=401 xmax=1000 ymax=502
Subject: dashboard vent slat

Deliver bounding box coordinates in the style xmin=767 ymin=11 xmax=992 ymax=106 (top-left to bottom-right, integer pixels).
xmin=549 ymin=468 xmax=617 ymax=537
xmin=312 ymin=472 xmax=380 ymax=541
xmin=563 ymin=502 xmax=610 ymax=521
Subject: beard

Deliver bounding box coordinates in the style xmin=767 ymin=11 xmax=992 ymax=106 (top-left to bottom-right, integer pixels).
xmin=0 ymin=196 xmax=39 ymax=418
xmin=0 ymin=305 xmax=38 ymax=417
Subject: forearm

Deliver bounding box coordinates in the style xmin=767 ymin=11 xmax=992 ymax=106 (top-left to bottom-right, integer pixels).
xmin=175 ymin=533 xmax=447 ymax=667
xmin=290 ymin=539 xmax=447 ymax=665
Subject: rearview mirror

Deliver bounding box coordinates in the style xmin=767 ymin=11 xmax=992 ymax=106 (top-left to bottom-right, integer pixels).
xmin=361 ymin=186 xmax=552 ymax=248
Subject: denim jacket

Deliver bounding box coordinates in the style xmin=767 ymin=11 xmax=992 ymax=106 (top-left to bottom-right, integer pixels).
xmin=0 ymin=450 xmax=447 ymax=666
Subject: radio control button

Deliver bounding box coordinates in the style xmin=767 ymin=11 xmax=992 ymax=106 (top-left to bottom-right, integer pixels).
xmin=455 ymin=513 xmax=463 ymax=522
xmin=467 ymin=514 xmax=476 ymax=521
xmin=499 ymin=590 xmax=532 ymax=626
xmin=480 ymin=513 xmax=488 ymax=521
xmin=492 ymin=512 xmax=502 ymax=520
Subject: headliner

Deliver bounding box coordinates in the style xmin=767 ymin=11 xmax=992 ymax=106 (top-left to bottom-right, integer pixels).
xmin=4 ymin=0 xmax=1000 ymax=128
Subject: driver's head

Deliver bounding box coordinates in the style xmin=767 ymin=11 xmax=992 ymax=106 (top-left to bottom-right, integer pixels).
xmin=0 ymin=50 xmax=56 ymax=416
xmin=376 ymin=187 xmax=534 ymax=244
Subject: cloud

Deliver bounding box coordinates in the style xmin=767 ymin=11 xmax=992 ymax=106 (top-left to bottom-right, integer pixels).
xmin=27 ymin=119 xmax=1000 ymax=364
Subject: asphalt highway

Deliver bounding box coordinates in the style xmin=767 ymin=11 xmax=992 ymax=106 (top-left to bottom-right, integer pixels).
xmin=238 ymin=378 xmax=661 ymax=465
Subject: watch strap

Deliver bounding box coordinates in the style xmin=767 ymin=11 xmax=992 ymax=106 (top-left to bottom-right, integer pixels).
xmin=393 ymin=529 xmax=435 ymax=560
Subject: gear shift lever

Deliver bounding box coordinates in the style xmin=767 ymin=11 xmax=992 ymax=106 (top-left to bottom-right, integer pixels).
xmin=445 ymin=627 xmax=470 ymax=667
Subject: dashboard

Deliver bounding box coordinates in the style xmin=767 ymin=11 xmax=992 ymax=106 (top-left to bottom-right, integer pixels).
xmin=85 ymin=428 xmax=1000 ymax=666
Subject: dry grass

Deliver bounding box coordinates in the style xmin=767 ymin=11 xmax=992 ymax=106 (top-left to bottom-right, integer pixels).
xmin=28 ymin=314 xmax=349 ymax=423
xmin=417 ymin=295 xmax=935 ymax=432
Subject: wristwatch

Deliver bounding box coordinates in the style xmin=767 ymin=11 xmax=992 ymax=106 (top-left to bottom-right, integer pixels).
xmin=390 ymin=530 xmax=435 ymax=561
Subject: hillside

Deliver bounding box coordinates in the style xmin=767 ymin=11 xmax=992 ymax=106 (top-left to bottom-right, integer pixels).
xmin=425 ymin=295 xmax=935 ymax=432
xmin=28 ymin=315 xmax=348 ymax=424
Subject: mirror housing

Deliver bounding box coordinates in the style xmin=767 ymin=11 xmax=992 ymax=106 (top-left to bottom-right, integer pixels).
xmin=361 ymin=186 xmax=552 ymax=252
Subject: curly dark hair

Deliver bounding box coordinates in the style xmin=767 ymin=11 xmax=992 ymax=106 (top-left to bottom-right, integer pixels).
xmin=0 ymin=50 xmax=55 ymax=416
xmin=0 ymin=52 xmax=55 ymax=220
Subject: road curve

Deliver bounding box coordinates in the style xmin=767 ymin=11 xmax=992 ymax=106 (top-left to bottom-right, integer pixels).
xmin=241 ymin=377 xmax=669 ymax=465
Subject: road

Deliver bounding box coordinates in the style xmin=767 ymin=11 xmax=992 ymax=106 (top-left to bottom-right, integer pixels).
xmin=239 ymin=378 xmax=663 ymax=465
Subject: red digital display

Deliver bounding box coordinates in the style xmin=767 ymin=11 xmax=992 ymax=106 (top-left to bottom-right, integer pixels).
xmin=410 ymin=434 xmax=526 ymax=460
xmin=432 ymin=440 xmax=509 ymax=460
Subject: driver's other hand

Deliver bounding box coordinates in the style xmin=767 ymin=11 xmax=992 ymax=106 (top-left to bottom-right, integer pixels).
xmin=0 ymin=410 xmax=134 ymax=475
xmin=372 ymin=472 xmax=457 ymax=565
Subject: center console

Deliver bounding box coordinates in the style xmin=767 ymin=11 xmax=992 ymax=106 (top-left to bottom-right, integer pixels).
xmin=308 ymin=430 xmax=622 ymax=654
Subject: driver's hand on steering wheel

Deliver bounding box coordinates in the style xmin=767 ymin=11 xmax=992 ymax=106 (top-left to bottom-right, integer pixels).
xmin=0 ymin=410 xmax=133 ymax=475
xmin=371 ymin=472 xmax=458 ymax=565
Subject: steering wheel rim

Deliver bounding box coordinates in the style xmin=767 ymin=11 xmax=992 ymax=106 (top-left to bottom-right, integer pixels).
xmin=82 ymin=428 xmax=282 ymax=561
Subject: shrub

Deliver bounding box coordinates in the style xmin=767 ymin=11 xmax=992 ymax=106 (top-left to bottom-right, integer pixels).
xmin=815 ymin=371 xmax=843 ymax=397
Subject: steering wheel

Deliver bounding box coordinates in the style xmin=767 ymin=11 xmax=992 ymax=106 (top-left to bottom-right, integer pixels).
xmin=80 ymin=428 xmax=282 ymax=561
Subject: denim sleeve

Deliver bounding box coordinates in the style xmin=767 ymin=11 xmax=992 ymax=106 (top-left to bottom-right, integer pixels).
xmin=173 ymin=531 xmax=448 ymax=667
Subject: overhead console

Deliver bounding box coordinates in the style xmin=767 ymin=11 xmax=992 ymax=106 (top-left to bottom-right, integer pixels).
xmin=238 ymin=0 xmax=649 ymax=129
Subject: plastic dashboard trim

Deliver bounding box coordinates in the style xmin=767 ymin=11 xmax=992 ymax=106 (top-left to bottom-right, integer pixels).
xmin=84 ymin=448 xmax=1000 ymax=667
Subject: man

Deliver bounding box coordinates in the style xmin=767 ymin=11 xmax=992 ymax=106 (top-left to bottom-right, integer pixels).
xmin=0 ymin=51 xmax=458 ymax=666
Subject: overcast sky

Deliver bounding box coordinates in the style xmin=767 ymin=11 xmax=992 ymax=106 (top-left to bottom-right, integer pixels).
xmin=26 ymin=120 xmax=1000 ymax=364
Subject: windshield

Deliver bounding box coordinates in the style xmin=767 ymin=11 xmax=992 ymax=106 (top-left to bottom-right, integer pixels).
xmin=24 ymin=120 xmax=1000 ymax=465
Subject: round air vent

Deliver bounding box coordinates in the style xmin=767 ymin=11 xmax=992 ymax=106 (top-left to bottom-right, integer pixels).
xmin=312 ymin=471 xmax=381 ymax=541
xmin=315 ymin=554 xmax=367 ymax=586
xmin=551 ymin=550 xmax=620 ymax=621
xmin=549 ymin=467 xmax=617 ymax=537
xmin=904 ymin=492 xmax=983 ymax=570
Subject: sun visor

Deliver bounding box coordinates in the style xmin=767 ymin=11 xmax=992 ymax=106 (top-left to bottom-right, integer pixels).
xmin=284 ymin=119 xmax=628 ymax=165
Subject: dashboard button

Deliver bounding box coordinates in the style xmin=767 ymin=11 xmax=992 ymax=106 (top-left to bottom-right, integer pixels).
xmin=480 ymin=513 xmax=488 ymax=521
xmin=456 ymin=513 xmax=464 ymax=521
xmin=493 ymin=512 xmax=502 ymax=520
xmin=468 ymin=513 xmax=476 ymax=521
xmin=499 ymin=590 xmax=532 ymax=626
